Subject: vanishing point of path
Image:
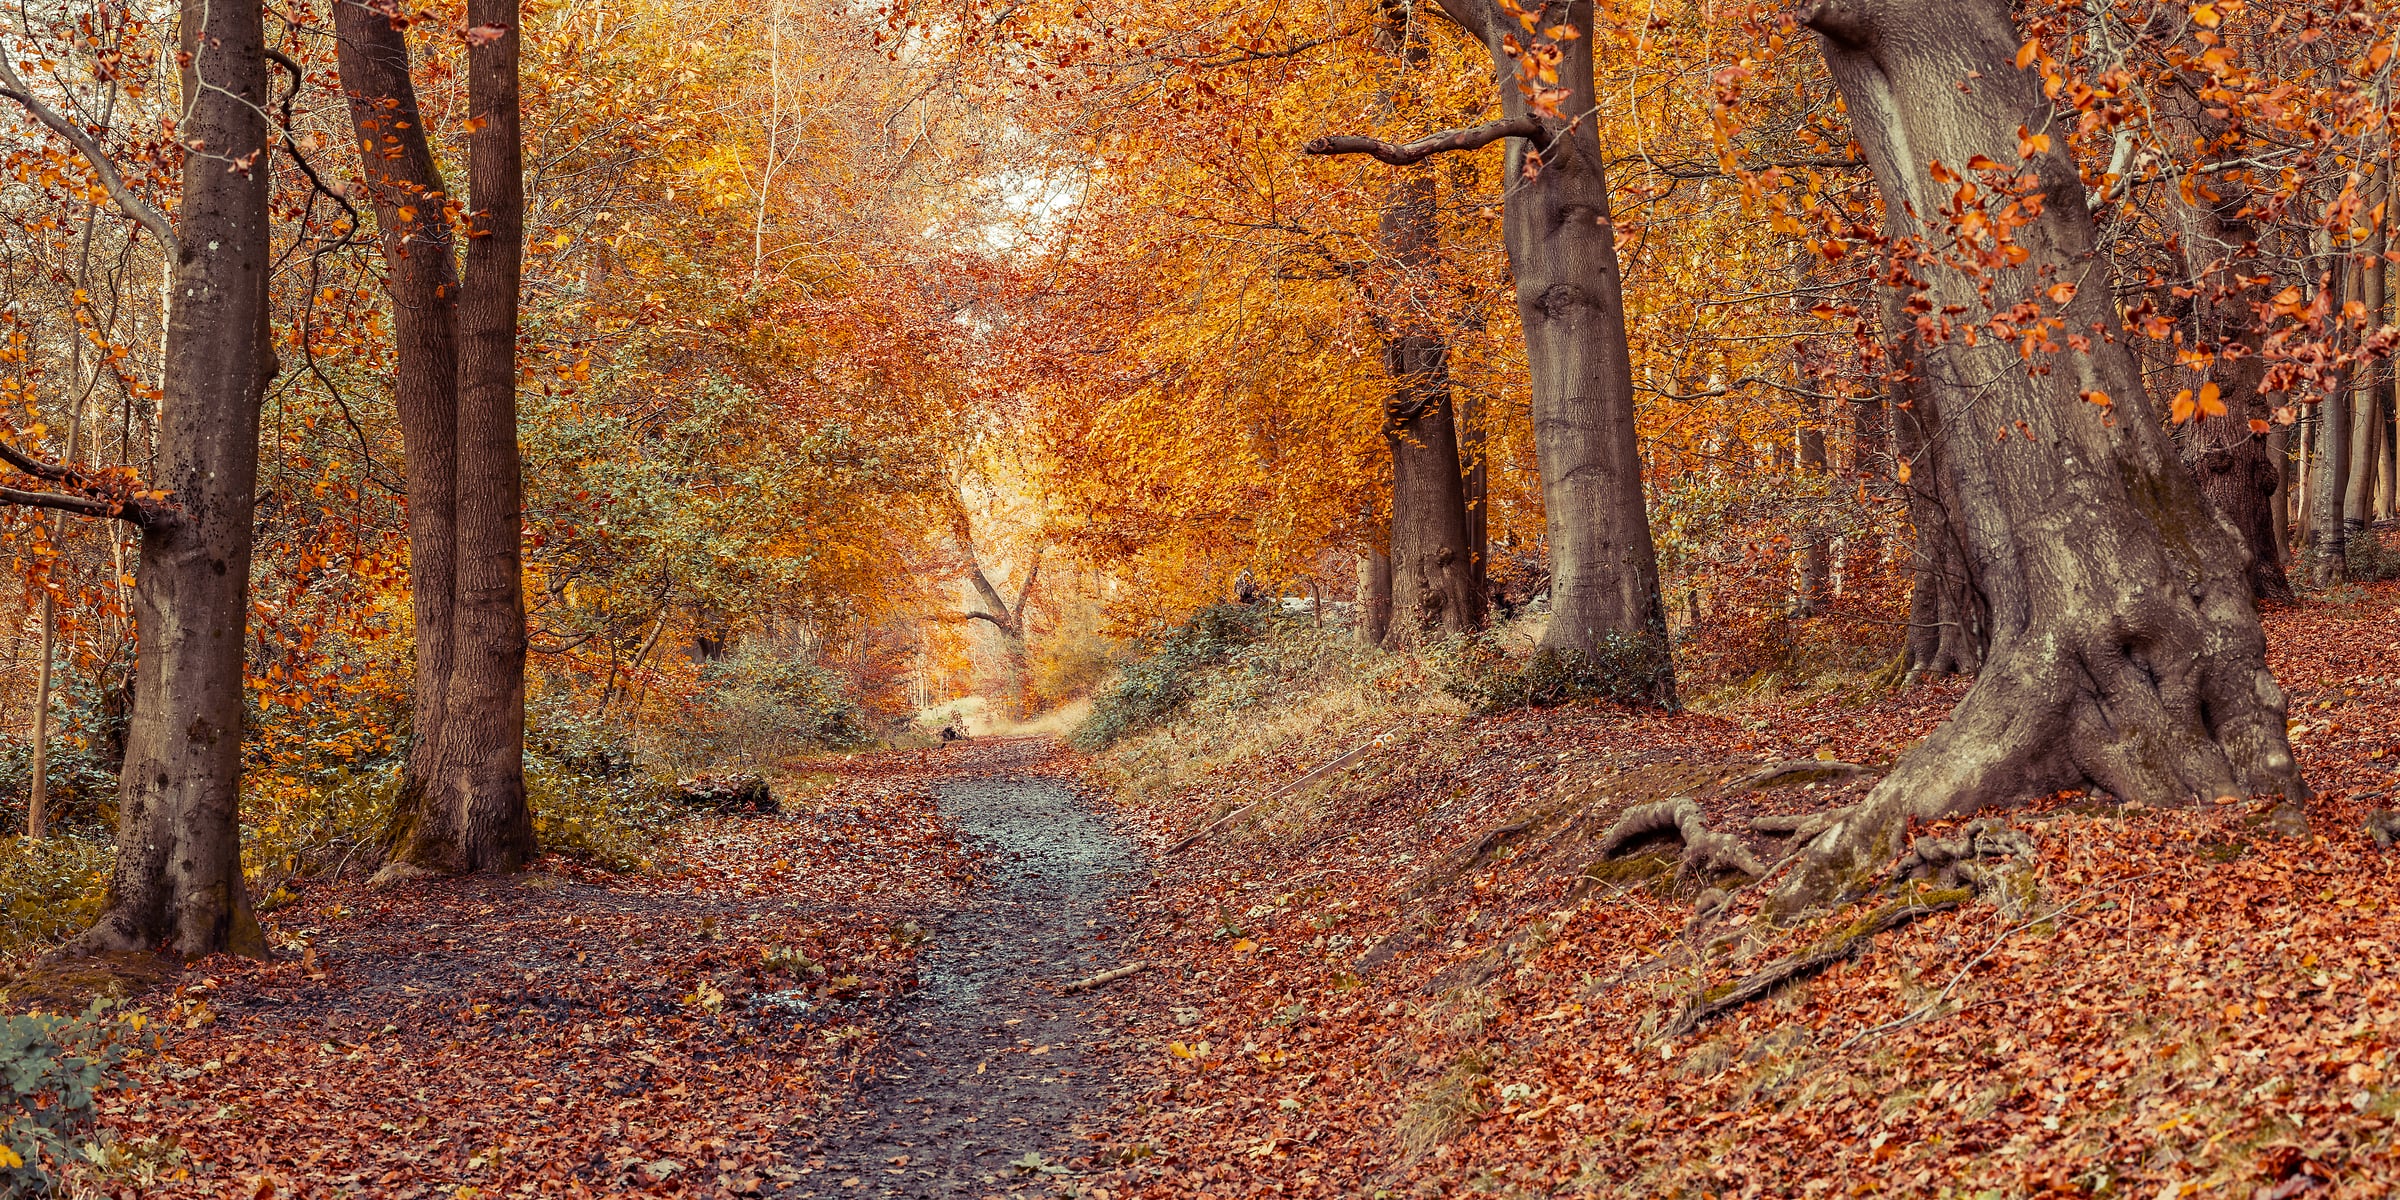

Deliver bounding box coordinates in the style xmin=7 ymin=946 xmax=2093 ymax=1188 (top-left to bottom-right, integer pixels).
xmin=789 ymin=739 xmax=1145 ymax=1198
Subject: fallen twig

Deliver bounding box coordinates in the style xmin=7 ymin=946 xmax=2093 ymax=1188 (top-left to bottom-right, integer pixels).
xmin=1060 ymin=961 xmax=1148 ymax=994
xmin=1164 ymin=732 xmax=1385 ymax=854
xmin=1665 ymin=888 xmax=1965 ymax=1037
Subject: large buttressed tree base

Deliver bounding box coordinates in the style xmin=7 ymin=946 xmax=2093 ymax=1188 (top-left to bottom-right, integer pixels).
xmin=1740 ymin=0 xmax=2306 ymax=910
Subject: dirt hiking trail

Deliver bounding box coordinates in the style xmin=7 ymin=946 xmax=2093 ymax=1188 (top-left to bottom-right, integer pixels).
xmin=790 ymin=738 xmax=1145 ymax=1197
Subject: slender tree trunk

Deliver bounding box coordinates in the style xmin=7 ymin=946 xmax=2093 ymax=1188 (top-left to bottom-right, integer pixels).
xmin=1476 ymin=1 xmax=1671 ymax=695
xmin=2310 ymin=251 xmax=2353 ymax=585
xmin=387 ymin=0 xmax=534 ymax=873
xmin=1792 ymin=411 xmax=1828 ymax=618
xmin=71 ymin=0 xmax=273 ymax=956
xmin=332 ymin=0 xmax=463 ymax=850
xmin=1767 ymin=0 xmax=2303 ymax=910
xmin=1357 ymin=543 xmax=1392 ymax=646
xmin=2346 ymin=201 xmax=2388 ymax=536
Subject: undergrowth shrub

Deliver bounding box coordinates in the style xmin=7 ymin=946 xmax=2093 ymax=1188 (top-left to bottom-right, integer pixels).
xmin=660 ymin=645 xmax=873 ymax=771
xmin=1071 ymin=604 xmax=1280 ymax=749
xmin=1434 ymin=631 xmax=1673 ymax=714
xmin=527 ymin=699 xmax=681 ymax=871
xmin=1029 ymin=613 xmax=1120 ymax=711
xmin=0 ymin=838 xmax=111 ymax=958
xmin=0 ymin=1000 xmax=130 ymax=1197
xmin=2345 ymin=528 xmax=2400 ymax=583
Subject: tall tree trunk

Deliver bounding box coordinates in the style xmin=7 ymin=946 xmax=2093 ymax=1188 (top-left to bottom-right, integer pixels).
xmin=71 ymin=0 xmax=273 ymax=956
xmin=332 ymin=0 xmax=463 ymax=852
xmin=2169 ymin=76 xmax=2294 ymax=604
xmin=2346 ymin=201 xmax=2388 ymax=537
xmin=386 ymin=0 xmax=534 ymax=873
xmin=1763 ymin=0 xmax=2303 ymax=910
xmin=1885 ymin=327 xmax=1985 ymax=681
xmin=1477 ymin=0 xmax=1671 ymax=695
xmin=1377 ymin=167 xmax=1481 ymax=644
xmin=2310 ymin=253 xmax=2353 ymax=585
xmin=1365 ymin=13 xmax=1479 ymax=647
xmin=1791 ymin=409 xmax=1828 ymax=618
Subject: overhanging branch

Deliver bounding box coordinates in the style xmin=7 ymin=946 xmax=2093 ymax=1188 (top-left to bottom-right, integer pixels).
xmin=0 ymin=60 xmax=179 ymax=255
xmin=1304 ymin=116 xmax=1541 ymax=166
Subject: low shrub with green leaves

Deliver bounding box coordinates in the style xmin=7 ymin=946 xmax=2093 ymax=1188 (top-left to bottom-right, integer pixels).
xmin=0 ymin=1000 xmax=130 ymax=1197
xmin=1071 ymin=603 xmax=1283 ymax=749
xmin=0 ymin=837 xmax=111 ymax=960
xmin=527 ymin=698 xmax=683 ymax=870
xmin=1434 ymin=630 xmax=1675 ymax=714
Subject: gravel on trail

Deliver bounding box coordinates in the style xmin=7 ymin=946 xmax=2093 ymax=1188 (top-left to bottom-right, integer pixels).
xmin=788 ymin=739 xmax=1148 ymax=1198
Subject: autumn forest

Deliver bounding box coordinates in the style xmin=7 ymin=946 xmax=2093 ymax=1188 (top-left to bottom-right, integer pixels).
xmin=1 ymin=0 xmax=2399 ymax=1195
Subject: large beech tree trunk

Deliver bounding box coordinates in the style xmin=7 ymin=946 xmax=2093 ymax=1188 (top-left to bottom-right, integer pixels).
xmin=1774 ymin=0 xmax=2303 ymax=908
xmin=360 ymin=0 xmax=535 ymax=875
xmin=1376 ymin=165 xmax=1482 ymax=644
xmin=1480 ymin=3 xmax=1671 ymax=689
xmin=332 ymin=0 xmax=464 ymax=848
xmin=72 ymin=0 xmax=274 ymax=956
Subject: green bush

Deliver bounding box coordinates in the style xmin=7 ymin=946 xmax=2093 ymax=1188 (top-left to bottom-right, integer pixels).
xmin=0 ymin=1000 xmax=130 ymax=1197
xmin=0 ymin=836 xmax=111 ymax=959
xmin=1434 ymin=630 xmax=1674 ymax=714
xmin=2346 ymin=528 xmax=2400 ymax=583
xmin=1071 ymin=604 xmax=1279 ymax=750
xmin=527 ymin=698 xmax=682 ymax=870
xmin=0 ymin=687 xmax=126 ymax=835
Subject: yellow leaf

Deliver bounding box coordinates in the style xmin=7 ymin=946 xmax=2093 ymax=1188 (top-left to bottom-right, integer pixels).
xmin=1168 ymin=1041 xmax=1197 ymax=1059
xmin=1230 ymin=938 xmax=1258 ymax=953
xmin=2016 ymin=40 xmax=2039 ymax=69
xmin=1894 ymin=458 xmax=1912 ymax=484
xmin=2197 ymin=382 xmax=2225 ymax=418
xmin=0 ymin=1144 xmax=20 ymax=1169
xmin=2190 ymin=3 xmax=2220 ymax=28
xmin=2170 ymin=389 xmax=2197 ymax=424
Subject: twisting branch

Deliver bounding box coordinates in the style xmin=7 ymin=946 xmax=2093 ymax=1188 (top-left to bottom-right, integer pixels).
xmin=0 ymin=58 xmax=179 ymax=255
xmin=1303 ymin=116 xmax=1541 ymax=166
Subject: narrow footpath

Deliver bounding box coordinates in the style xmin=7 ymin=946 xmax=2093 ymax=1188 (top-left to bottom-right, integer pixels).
xmin=789 ymin=739 xmax=1144 ymax=1198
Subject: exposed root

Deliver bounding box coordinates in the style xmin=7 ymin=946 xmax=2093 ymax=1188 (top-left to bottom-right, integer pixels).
xmin=1596 ymin=798 xmax=1766 ymax=879
xmin=2368 ymin=810 xmax=2400 ymax=850
xmin=1665 ymin=885 xmax=1968 ymax=1038
xmin=1751 ymin=805 xmax=1856 ymax=847
xmin=1890 ymin=818 xmax=2034 ymax=887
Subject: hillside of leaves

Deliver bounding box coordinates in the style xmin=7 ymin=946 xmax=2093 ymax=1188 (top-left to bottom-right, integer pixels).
xmin=1067 ymin=587 xmax=2400 ymax=1198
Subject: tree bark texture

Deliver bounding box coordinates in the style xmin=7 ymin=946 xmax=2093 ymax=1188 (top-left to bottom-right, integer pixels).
xmin=1777 ymin=0 xmax=2303 ymax=908
xmin=332 ymin=0 xmax=464 ymax=844
xmin=73 ymin=0 xmax=274 ymax=956
xmin=2309 ymin=256 xmax=2354 ymax=585
xmin=375 ymin=0 xmax=535 ymax=874
xmin=1454 ymin=0 xmax=1670 ymax=693
xmin=1376 ymin=165 xmax=1483 ymax=644
xmin=1356 ymin=544 xmax=1393 ymax=646
xmin=1883 ymin=328 xmax=1986 ymax=680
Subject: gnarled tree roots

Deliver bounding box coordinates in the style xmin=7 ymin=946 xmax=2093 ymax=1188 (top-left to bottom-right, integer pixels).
xmin=1595 ymin=798 xmax=1766 ymax=880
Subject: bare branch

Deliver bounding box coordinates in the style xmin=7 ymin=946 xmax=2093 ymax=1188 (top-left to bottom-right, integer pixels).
xmin=1304 ymin=116 xmax=1541 ymax=166
xmin=0 ymin=438 xmax=79 ymax=483
xmin=0 ymin=59 xmax=179 ymax=255
xmin=961 ymin=610 xmax=1009 ymax=629
xmin=0 ymin=485 xmax=161 ymax=527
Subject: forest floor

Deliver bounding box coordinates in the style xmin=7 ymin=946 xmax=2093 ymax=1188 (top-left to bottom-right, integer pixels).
xmin=27 ymin=584 xmax=2400 ymax=1199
